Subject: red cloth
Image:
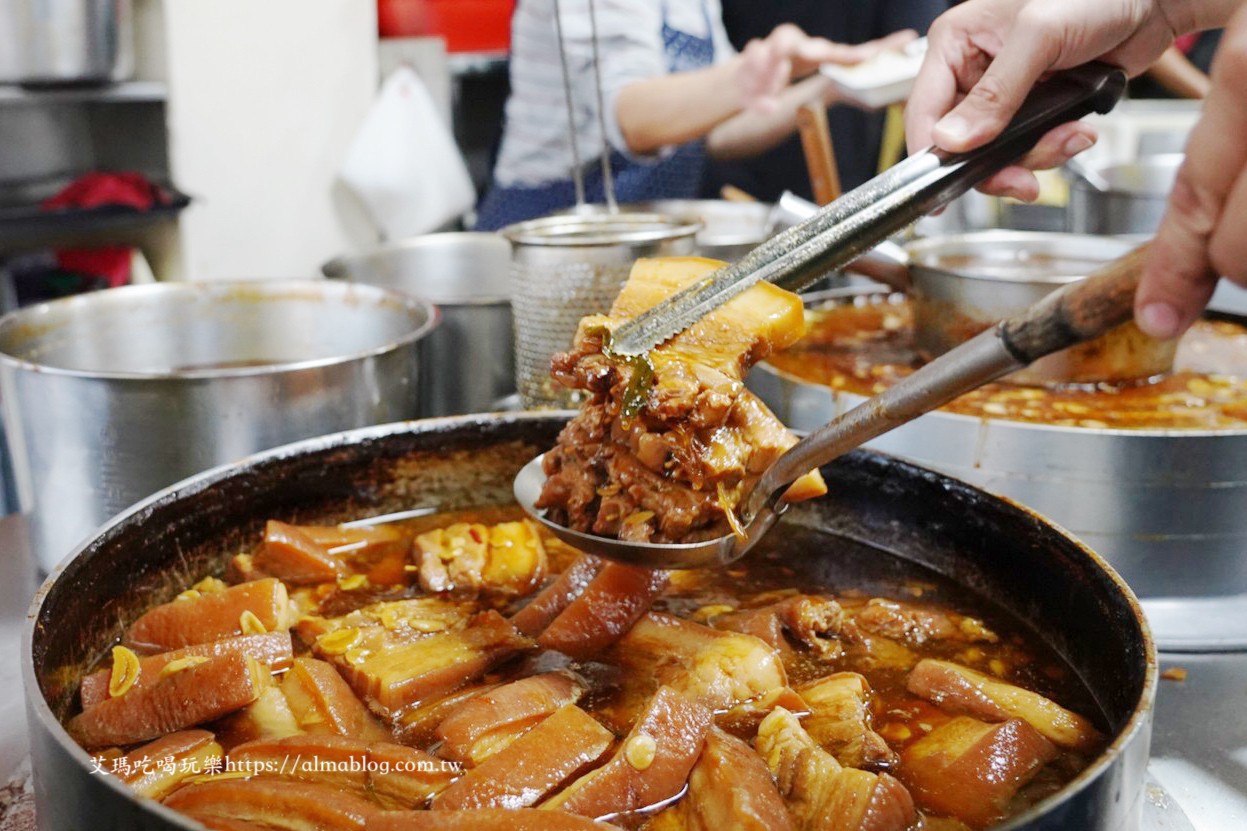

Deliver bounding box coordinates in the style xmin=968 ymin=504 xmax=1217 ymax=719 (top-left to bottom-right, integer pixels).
xmin=40 ymin=171 xmax=168 ymax=212
xmin=40 ymin=172 xmax=169 ymax=288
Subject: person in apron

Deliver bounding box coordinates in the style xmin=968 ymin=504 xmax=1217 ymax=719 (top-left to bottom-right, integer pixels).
xmin=476 ymin=0 xmax=859 ymax=230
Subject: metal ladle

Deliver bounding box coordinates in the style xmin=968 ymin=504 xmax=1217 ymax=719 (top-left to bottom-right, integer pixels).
xmin=515 ymin=243 xmax=1151 ymax=568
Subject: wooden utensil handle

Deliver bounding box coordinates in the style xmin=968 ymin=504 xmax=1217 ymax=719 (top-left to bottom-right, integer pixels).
xmin=1000 ymin=243 xmax=1152 ymax=362
xmin=797 ymin=103 xmax=841 ymax=206
xmin=719 ymin=185 xmax=757 ymax=203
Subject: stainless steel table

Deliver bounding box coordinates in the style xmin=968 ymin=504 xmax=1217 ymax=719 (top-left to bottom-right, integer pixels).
xmin=0 ymin=514 xmax=1242 ymax=828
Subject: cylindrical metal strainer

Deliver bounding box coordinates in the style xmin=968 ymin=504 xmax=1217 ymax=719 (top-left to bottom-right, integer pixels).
xmin=503 ymin=213 xmax=699 ymax=408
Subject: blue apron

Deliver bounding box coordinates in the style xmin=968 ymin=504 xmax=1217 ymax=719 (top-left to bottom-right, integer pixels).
xmin=476 ymin=1 xmax=717 ymax=230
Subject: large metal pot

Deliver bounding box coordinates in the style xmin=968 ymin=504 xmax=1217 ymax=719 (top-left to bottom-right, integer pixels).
xmin=751 ymin=308 xmax=1247 ymax=603
xmin=899 ymin=231 xmax=1178 ymax=386
xmin=1067 ymin=154 xmax=1182 ymax=236
xmin=627 ymin=199 xmax=774 ymax=261
xmin=322 ymin=232 xmax=514 ymax=417
xmin=558 ymin=200 xmax=775 ymax=262
xmin=24 ymin=413 xmax=1153 ymax=830
xmin=0 ymin=0 xmax=135 ymax=84
xmin=0 ymin=280 xmax=438 ymax=572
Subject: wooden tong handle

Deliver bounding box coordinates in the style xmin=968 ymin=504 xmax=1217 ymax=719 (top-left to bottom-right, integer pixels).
xmin=796 ymin=103 xmax=842 ymax=205
xmin=1000 ymin=243 xmax=1154 ymax=361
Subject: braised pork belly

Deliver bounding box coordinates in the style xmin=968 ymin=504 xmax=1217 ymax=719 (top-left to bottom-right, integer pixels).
xmin=67 ymin=512 xmax=1106 ymax=830
xmin=536 ymin=257 xmax=826 ymax=543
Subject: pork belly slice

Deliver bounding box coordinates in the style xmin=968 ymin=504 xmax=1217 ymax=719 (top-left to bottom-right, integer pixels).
xmin=614 ymin=612 xmax=788 ymax=712
xmin=544 ymin=686 xmax=713 ymax=818
xmin=797 ymin=673 xmax=897 ymax=769
xmin=326 ymin=611 xmax=534 ymax=715
xmin=80 ymin=632 xmax=294 ymax=711
xmin=187 ymin=816 xmax=272 ymax=831
xmin=853 ymin=599 xmax=997 ymax=647
xmin=512 ymin=555 xmax=604 ymax=637
xmin=395 ymin=682 xmax=502 ymax=748
xmin=897 ymin=716 xmax=1057 ymax=828
xmin=433 ymin=704 xmax=614 ymax=810
xmin=294 ymin=596 xmax=476 ymax=645
xmin=717 ymin=686 xmax=810 ymax=737
xmin=216 ymin=684 xmax=304 ymax=747
xmin=371 ymin=808 xmax=623 ymax=830
xmin=229 ymin=734 xmax=457 ymax=807
xmin=126 ymin=578 xmax=295 ymax=653
xmin=164 ymin=779 xmax=379 ymax=831
xmin=537 ymin=563 xmax=669 ymax=659
xmin=536 ymin=256 xmax=826 ymax=544
xmin=298 ymin=598 xmax=474 ymax=649
xmin=108 ymin=729 xmax=223 ymax=799
xmin=906 ymin=659 xmax=1104 ymax=752
xmin=254 ymin=520 xmax=350 ymax=585
xmin=756 ymin=707 xmax=915 ymax=831
xmin=681 ymin=727 xmax=795 ymax=831
xmin=239 ymin=521 xmax=412 ymax=586
xmin=279 ymin=656 xmax=390 ymax=741
xmin=715 ymin=595 xmax=850 ymax=658
xmin=69 ymin=653 xmax=265 ymax=750
xmin=417 ymin=520 xmax=548 ymax=597
xmin=435 ymin=671 xmax=586 ymax=764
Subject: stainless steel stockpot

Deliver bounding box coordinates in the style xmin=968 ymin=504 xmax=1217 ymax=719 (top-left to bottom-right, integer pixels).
xmin=25 ymin=412 xmax=1155 ymax=830
xmin=856 ymin=230 xmax=1177 ymax=386
xmin=1067 ymin=154 xmax=1181 ymax=236
xmin=323 ymin=232 xmax=514 ymax=416
xmin=751 ymin=321 xmax=1247 ymax=602
xmin=0 ymin=279 xmax=438 ymax=571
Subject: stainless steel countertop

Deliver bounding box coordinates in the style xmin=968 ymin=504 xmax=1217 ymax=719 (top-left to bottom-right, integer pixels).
xmin=0 ymin=514 xmax=1242 ymax=828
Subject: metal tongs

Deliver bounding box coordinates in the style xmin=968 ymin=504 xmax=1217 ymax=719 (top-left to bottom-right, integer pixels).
xmin=516 ymin=63 xmax=1134 ymax=568
xmin=608 ymin=62 xmax=1127 ymax=356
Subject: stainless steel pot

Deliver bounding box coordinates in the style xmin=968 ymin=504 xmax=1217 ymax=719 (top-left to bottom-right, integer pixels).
xmin=0 ymin=280 xmax=438 ymax=572
xmin=0 ymin=0 xmax=135 ymax=84
xmin=750 ymin=307 xmax=1247 ymax=604
xmin=619 ymin=200 xmax=774 ymax=261
xmin=322 ymin=232 xmax=514 ymax=417
xmin=850 ymin=231 xmax=1177 ymax=386
xmin=503 ymin=213 xmax=699 ymax=407
xmin=24 ymin=412 xmax=1154 ymax=830
xmin=1067 ymin=154 xmax=1182 ymax=236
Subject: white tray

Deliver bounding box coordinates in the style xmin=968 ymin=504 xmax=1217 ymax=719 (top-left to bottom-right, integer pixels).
xmin=820 ymin=37 xmax=928 ymax=109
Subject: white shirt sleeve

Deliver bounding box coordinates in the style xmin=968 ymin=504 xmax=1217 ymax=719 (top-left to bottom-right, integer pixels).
xmin=559 ymin=0 xmax=666 ymax=161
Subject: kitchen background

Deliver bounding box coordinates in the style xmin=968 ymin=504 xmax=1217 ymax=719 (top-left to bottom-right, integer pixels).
xmin=0 ymin=0 xmax=511 ymax=289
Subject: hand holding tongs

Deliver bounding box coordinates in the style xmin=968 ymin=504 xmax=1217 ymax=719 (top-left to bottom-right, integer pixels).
xmin=607 ymin=62 xmax=1128 ymax=357
xmin=515 ymin=63 xmax=1141 ymax=569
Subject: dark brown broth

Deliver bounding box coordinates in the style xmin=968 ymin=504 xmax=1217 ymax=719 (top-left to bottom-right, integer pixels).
xmin=75 ymin=507 xmax=1108 ymax=828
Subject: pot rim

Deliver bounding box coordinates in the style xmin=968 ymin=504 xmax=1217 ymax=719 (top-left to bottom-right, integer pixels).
xmin=321 ymin=232 xmax=513 ymax=307
xmin=22 ymin=412 xmax=1156 ymax=829
xmin=0 ymin=279 xmax=441 ymax=381
xmin=905 ymin=230 xmax=1136 ymax=286
xmin=1070 ymin=153 xmax=1184 ymax=197
xmin=756 ymin=360 xmax=1247 ymax=439
xmin=501 ymin=212 xmax=701 ymax=247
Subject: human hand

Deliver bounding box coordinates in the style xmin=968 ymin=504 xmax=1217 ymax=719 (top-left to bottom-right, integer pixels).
xmin=905 ymin=0 xmax=1182 ymax=199
xmin=736 ymin=25 xmax=918 ymax=115
xmin=1135 ymin=4 xmax=1247 ymax=339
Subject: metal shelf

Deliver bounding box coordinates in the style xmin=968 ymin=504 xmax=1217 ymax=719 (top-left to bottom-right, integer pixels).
xmin=0 ymin=80 xmax=167 ymax=106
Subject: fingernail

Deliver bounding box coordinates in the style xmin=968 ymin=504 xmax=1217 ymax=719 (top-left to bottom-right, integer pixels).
xmin=1138 ymin=302 xmax=1181 ymax=340
xmin=933 ymin=113 xmax=969 ymax=143
xmin=1062 ymin=133 xmax=1094 ymax=157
